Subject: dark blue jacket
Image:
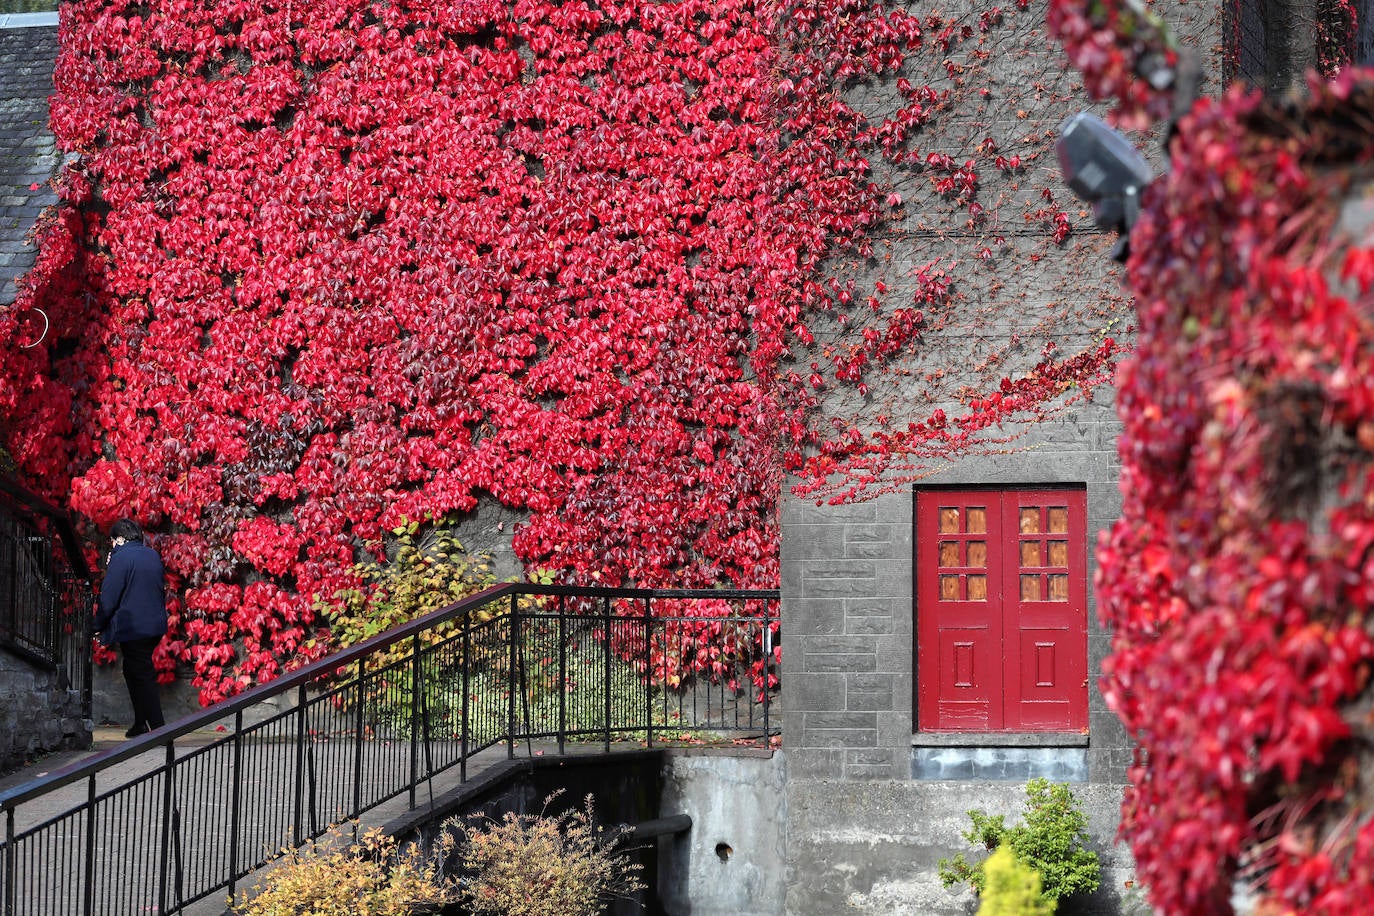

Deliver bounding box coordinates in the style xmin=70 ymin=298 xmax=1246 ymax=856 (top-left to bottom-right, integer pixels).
xmin=96 ymin=542 xmax=168 ymax=646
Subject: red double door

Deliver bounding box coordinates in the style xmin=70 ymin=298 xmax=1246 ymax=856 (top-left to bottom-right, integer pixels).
xmin=916 ymin=489 xmax=1088 ymax=733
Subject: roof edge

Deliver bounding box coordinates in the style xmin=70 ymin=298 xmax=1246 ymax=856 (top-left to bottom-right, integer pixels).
xmin=0 ymin=12 xmax=57 ymax=29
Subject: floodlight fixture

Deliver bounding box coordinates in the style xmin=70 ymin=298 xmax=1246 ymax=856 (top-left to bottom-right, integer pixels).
xmin=1056 ymin=111 xmax=1154 ymax=245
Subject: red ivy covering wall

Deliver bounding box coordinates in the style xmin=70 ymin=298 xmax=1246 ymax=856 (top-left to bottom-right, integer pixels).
xmin=0 ymin=0 xmax=1116 ymax=704
xmin=1053 ymin=1 xmax=1374 ymax=912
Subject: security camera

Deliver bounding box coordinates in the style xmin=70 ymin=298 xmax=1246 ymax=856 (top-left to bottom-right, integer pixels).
xmin=1056 ymin=112 xmax=1153 ymax=238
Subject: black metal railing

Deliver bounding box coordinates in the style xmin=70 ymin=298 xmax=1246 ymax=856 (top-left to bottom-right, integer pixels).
xmin=0 ymin=583 xmax=779 ymax=916
xmin=0 ymin=474 xmax=92 ymax=709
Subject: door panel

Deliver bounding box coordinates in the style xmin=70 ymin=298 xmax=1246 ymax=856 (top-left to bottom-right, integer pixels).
xmin=1004 ymin=490 xmax=1087 ymax=731
xmin=917 ymin=495 xmax=1003 ymax=731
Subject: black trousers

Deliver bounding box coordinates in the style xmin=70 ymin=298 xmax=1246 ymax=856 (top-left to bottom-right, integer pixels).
xmin=120 ymin=636 xmax=165 ymax=731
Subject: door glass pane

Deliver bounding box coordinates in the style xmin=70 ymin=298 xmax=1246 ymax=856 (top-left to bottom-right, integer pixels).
xmin=941 ymin=575 xmax=960 ymax=600
xmin=967 ymin=541 xmax=987 ymax=567
xmin=939 ymin=508 xmax=960 ymax=533
xmin=1019 ymin=541 xmax=1042 ymax=567
xmin=1020 ymin=574 xmax=1041 ymax=601
xmin=939 ymin=541 xmax=959 ymax=567
xmin=966 ymin=507 xmax=988 ymax=533
xmin=1048 ymin=507 xmax=1069 ymax=533
xmin=1019 ymin=507 xmax=1040 ymax=533
xmin=1048 ymin=574 xmax=1069 ymax=601
xmin=968 ymin=575 xmax=987 ymax=601
xmin=1048 ymin=540 xmax=1068 ymax=567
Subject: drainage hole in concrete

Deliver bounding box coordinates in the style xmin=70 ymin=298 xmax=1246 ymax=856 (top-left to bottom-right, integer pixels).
xmin=715 ymin=843 xmax=732 ymax=863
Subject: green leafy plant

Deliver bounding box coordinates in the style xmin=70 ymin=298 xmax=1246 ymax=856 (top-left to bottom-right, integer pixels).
xmin=314 ymin=518 xmax=500 ymax=734
xmin=231 ymin=826 xmax=458 ymax=916
xmin=323 ymin=517 xmax=498 ymax=653
xmin=467 ymin=633 xmax=662 ymax=739
xmin=939 ymin=778 xmax=1100 ymax=910
xmin=451 ymin=792 xmax=644 ymax=916
xmin=977 ymin=846 xmax=1053 ymax=916
xmin=318 ymin=533 xmax=672 ymax=742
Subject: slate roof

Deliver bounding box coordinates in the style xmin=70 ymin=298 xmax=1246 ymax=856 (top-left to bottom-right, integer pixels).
xmin=0 ymin=16 xmax=59 ymax=307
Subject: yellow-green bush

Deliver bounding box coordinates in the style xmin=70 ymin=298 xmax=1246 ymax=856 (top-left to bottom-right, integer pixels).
xmin=231 ymin=828 xmax=457 ymax=916
xmin=977 ymin=846 xmax=1054 ymax=916
xmin=312 ymin=518 xmax=499 ymax=732
xmin=452 ymin=793 xmax=644 ymax=916
xmin=322 ymin=518 xmax=498 ymax=657
xmin=939 ymin=779 xmax=1099 ymax=909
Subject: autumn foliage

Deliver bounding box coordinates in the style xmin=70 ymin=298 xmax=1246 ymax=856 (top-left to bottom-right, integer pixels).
xmin=0 ymin=0 xmax=1117 ymax=703
xmin=1053 ymin=1 xmax=1374 ymax=912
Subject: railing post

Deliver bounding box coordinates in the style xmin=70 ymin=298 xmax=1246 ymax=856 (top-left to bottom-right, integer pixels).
xmin=305 ymin=730 xmax=320 ymax=839
xmin=78 ymin=583 xmax=93 ymax=722
xmin=507 ymin=593 xmax=518 ymax=759
xmin=409 ymin=634 xmax=421 ymax=809
xmin=5 ymin=807 xmax=15 ymax=916
xmin=644 ymin=596 xmax=653 ymax=748
xmin=418 ymin=644 xmax=436 ymax=810
xmin=157 ymin=740 xmax=174 ymax=914
xmin=763 ymin=604 xmax=772 ymax=742
xmin=228 ymin=710 xmax=243 ymax=902
xmin=603 ymin=595 xmax=612 ymax=753
xmin=82 ymin=774 xmax=95 ymax=916
xmin=460 ymin=614 xmax=470 ymax=782
xmin=557 ymin=595 xmax=567 ymax=756
xmin=48 ymin=567 xmax=60 ymax=666
xmin=352 ymin=667 xmax=365 ymax=820
xmin=3 ymin=530 xmax=14 ymax=649
xmin=293 ymin=683 xmax=307 ymax=846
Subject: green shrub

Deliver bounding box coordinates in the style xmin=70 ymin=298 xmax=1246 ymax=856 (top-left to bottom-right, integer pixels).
xmin=938 ymin=778 xmax=1100 ymax=910
xmin=313 ymin=518 xmax=499 ymax=733
xmin=465 ymin=635 xmax=665 ymax=738
xmin=977 ymin=846 xmax=1053 ymax=916
xmin=322 ymin=517 xmax=498 ymax=655
xmin=231 ymin=827 xmax=458 ymax=916
xmin=451 ymin=793 xmax=644 ymax=916
xmin=315 ymin=521 xmax=673 ymax=741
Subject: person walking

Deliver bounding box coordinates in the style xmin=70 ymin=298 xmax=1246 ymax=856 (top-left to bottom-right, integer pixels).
xmin=95 ymin=518 xmax=168 ymax=737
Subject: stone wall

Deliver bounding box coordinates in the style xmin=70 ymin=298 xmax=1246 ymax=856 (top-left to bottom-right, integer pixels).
xmin=784 ymin=777 xmax=1146 ymax=916
xmin=0 ymin=650 xmax=89 ymax=773
xmin=781 ymin=406 xmax=1128 ymax=777
xmin=775 ymin=0 xmax=1225 ymax=908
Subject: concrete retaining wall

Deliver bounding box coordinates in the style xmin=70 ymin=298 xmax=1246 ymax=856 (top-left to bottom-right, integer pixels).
xmin=659 ymin=751 xmax=788 ymax=916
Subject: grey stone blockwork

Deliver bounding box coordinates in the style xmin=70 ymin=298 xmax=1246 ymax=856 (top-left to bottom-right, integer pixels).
xmin=0 ymin=652 xmax=90 ymax=773
xmin=781 ymin=406 xmax=1130 ymax=787
xmin=779 ymin=410 xmax=1136 ymax=915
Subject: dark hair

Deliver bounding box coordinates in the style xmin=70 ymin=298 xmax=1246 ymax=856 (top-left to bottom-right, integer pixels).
xmin=110 ymin=518 xmax=144 ymax=544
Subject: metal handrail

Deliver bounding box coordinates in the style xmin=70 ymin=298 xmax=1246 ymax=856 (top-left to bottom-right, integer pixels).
xmin=0 ymin=582 xmax=780 ymax=915
xmin=0 ymin=476 xmax=90 ymax=582
xmin=0 ymin=472 xmax=92 ymax=713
